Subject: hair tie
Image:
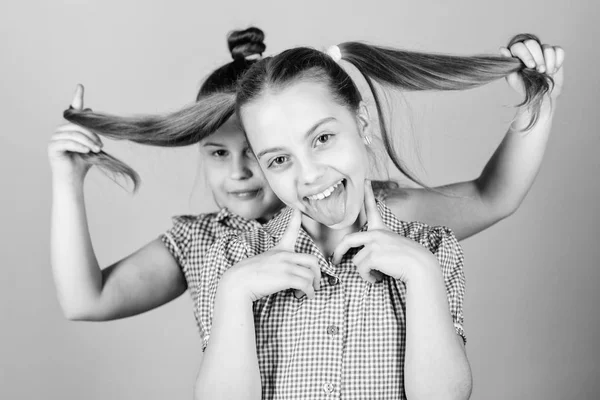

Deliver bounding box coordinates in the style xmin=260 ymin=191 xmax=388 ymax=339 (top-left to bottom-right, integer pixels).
xmin=244 ymin=53 xmax=262 ymax=61
xmin=325 ymin=45 xmax=342 ymax=62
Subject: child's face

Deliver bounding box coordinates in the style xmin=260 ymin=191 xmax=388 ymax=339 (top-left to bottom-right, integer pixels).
xmin=200 ymin=115 xmax=284 ymax=222
xmin=240 ymin=80 xmax=371 ymax=229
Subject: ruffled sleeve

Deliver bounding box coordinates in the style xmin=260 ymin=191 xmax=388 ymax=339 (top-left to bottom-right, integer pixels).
xmin=161 ymin=215 xmax=195 ymax=268
xmin=198 ymin=231 xmax=254 ymax=351
xmin=429 ymin=226 xmax=466 ymax=344
xmin=396 ymin=222 xmax=467 ymax=344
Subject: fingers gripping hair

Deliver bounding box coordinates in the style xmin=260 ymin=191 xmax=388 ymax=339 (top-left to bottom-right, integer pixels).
xmin=505 ymin=33 xmax=554 ymax=128
xmin=339 ymin=33 xmax=551 ymax=130
xmin=62 ymin=91 xmax=237 ymax=190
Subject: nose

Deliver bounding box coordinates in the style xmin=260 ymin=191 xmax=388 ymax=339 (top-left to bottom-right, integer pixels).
xmin=297 ymin=154 xmax=325 ymax=186
xmin=230 ymin=154 xmax=253 ymax=180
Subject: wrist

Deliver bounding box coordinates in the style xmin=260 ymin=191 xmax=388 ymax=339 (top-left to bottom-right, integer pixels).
xmin=404 ymin=254 xmax=443 ymax=287
xmin=217 ymin=269 xmax=255 ymax=307
xmin=52 ymin=177 xmax=85 ymax=199
xmin=512 ymin=98 xmax=556 ymax=131
xmin=51 ymin=170 xmax=86 ymax=190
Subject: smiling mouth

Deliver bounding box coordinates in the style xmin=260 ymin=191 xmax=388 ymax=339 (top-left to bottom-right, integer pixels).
xmin=305 ymin=179 xmax=344 ymax=201
xmin=303 ymin=179 xmax=347 ymax=226
xmin=230 ymin=189 xmax=262 ymax=199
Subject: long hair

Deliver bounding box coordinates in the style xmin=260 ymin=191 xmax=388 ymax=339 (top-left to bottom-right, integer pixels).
xmin=65 ymin=33 xmax=551 ymax=190
xmin=63 ymin=27 xmax=266 ymax=190
xmin=235 ymin=33 xmax=551 ymax=187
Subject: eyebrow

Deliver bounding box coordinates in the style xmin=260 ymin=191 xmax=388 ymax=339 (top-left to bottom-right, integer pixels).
xmin=203 ymin=141 xmax=228 ymax=147
xmin=256 ymin=117 xmax=337 ymax=159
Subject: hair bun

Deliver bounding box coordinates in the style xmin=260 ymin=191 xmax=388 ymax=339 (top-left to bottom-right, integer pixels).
xmin=227 ymin=27 xmax=266 ymax=61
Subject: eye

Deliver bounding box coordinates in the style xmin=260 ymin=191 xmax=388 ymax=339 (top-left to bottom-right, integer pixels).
xmin=212 ymin=149 xmax=229 ymax=158
xmin=315 ymin=133 xmax=333 ymax=147
xmin=244 ymin=147 xmax=256 ymax=158
xmin=268 ymin=155 xmax=290 ymax=169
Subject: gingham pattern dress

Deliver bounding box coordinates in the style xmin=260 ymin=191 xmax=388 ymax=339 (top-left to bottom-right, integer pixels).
xmin=203 ymin=201 xmax=466 ymax=400
xmin=160 ymin=208 xmax=263 ymax=340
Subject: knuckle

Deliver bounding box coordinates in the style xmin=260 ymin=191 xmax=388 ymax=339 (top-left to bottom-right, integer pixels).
xmin=510 ymin=42 xmax=523 ymax=51
xmin=524 ymin=39 xmax=538 ymax=47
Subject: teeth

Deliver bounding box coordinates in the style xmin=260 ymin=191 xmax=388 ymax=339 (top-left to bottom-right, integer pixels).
xmin=308 ymin=180 xmax=342 ymax=201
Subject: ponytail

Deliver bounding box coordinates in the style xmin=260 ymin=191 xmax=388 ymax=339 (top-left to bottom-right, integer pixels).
xmin=340 ymin=34 xmax=551 ymax=130
xmin=63 ymin=91 xmax=236 ymax=190
xmin=335 ymin=33 xmax=551 ymax=187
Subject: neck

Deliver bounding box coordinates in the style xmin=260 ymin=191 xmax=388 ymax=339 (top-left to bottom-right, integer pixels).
xmin=256 ymin=204 xmax=286 ymax=224
xmin=300 ymin=207 xmax=367 ymax=257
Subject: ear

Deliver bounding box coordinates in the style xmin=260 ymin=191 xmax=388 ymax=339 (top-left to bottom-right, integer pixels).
xmin=356 ymin=101 xmax=373 ymax=136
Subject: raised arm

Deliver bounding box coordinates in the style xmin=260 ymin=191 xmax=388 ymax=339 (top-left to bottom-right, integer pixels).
xmin=49 ymin=85 xmax=186 ymax=321
xmin=385 ymin=40 xmax=565 ymax=241
xmin=333 ymin=182 xmax=471 ymax=399
xmin=195 ymin=210 xmax=321 ymax=400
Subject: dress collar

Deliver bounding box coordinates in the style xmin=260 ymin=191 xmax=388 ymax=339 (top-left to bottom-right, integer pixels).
xmin=263 ymin=201 xmax=395 ymax=240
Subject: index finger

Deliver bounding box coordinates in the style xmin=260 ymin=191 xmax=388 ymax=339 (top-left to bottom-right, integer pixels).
xmin=509 ymin=42 xmax=536 ymax=69
xmin=275 ymin=208 xmax=302 ymax=251
xmin=523 ymin=39 xmax=546 ymax=72
xmin=364 ymin=180 xmax=385 ymax=230
xmin=71 ymin=84 xmax=85 ymax=110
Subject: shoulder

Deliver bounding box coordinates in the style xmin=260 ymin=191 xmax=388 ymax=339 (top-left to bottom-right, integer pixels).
xmin=380 ymin=202 xmax=463 ymax=261
xmin=380 ymin=185 xmax=422 ymax=221
xmin=206 ymin=225 xmax=276 ymax=267
xmin=163 ymin=212 xmax=221 ymax=240
xmin=206 ymin=208 xmax=292 ymax=265
xmin=169 ymin=212 xmax=219 ymax=230
xmin=160 ymin=212 xmax=221 ymax=263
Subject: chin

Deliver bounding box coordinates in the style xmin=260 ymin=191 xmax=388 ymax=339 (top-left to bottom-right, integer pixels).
xmin=231 ymin=204 xmax=263 ymax=220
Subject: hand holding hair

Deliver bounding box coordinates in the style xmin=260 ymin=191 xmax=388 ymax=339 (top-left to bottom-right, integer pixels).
xmin=500 ymin=35 xmax=565 ymax=100
xmin=48 ymin=84 xmax=104 ymax=181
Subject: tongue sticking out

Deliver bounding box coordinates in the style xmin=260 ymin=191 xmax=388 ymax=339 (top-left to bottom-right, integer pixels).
xmin=307 ymin=181 xmax=347 ymax=226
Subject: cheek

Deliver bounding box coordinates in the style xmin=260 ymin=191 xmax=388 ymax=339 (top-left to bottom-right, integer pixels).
xmin=334 ymin=138 xmax=369 ymax=173
xmin=263 ymin=169 xmax=296 ymax=204
xmin=203 ymin=164 xmax=227 ymax=192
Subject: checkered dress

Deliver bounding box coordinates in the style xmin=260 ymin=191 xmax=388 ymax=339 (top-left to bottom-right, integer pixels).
xmin=203 ymin=202 xmax=466 ymax=400
xmin=160 ymin=208 xmax=263 ymax=340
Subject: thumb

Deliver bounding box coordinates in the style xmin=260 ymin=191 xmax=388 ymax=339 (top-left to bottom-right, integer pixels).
xmin=499 ymin=47 xmax=512 ymax=58
xmin=364 ymin=180 xmax=385 ymax=230
xmin=275 ymin=208 xmax=302 ymax=251
xmin=71 ymin=84 xmax=84 ymax=110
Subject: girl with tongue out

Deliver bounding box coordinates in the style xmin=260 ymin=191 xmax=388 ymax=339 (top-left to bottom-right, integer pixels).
xmin=188 ymin=36 xmax=563 ymax=399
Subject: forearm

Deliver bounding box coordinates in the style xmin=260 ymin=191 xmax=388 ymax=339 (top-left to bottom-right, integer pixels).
xmin=477 ymin=99 xmax=556 ymax=215
xmin=50 ymin=178 xmax=103 ymax=319
xmin=195 ymin=279 xmax=262 ymax=400
xmin=403 ymin=267 xmax=472 ymax=400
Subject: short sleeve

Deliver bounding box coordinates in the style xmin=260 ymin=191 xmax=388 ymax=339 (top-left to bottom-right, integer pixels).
xmin=199 ymin=232 xmax=253 ymax=352
xmin=428 ymin=226 xmax=467 ymax=344
xmin=160 ymin=215 xmax=197 ymax=269
xmin=393 ymin=220 xmax=467 ymax=344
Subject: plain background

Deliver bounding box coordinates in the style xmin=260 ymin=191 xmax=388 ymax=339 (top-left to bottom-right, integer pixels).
xmin=1 ymin=0 xmax=598 ymax=399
